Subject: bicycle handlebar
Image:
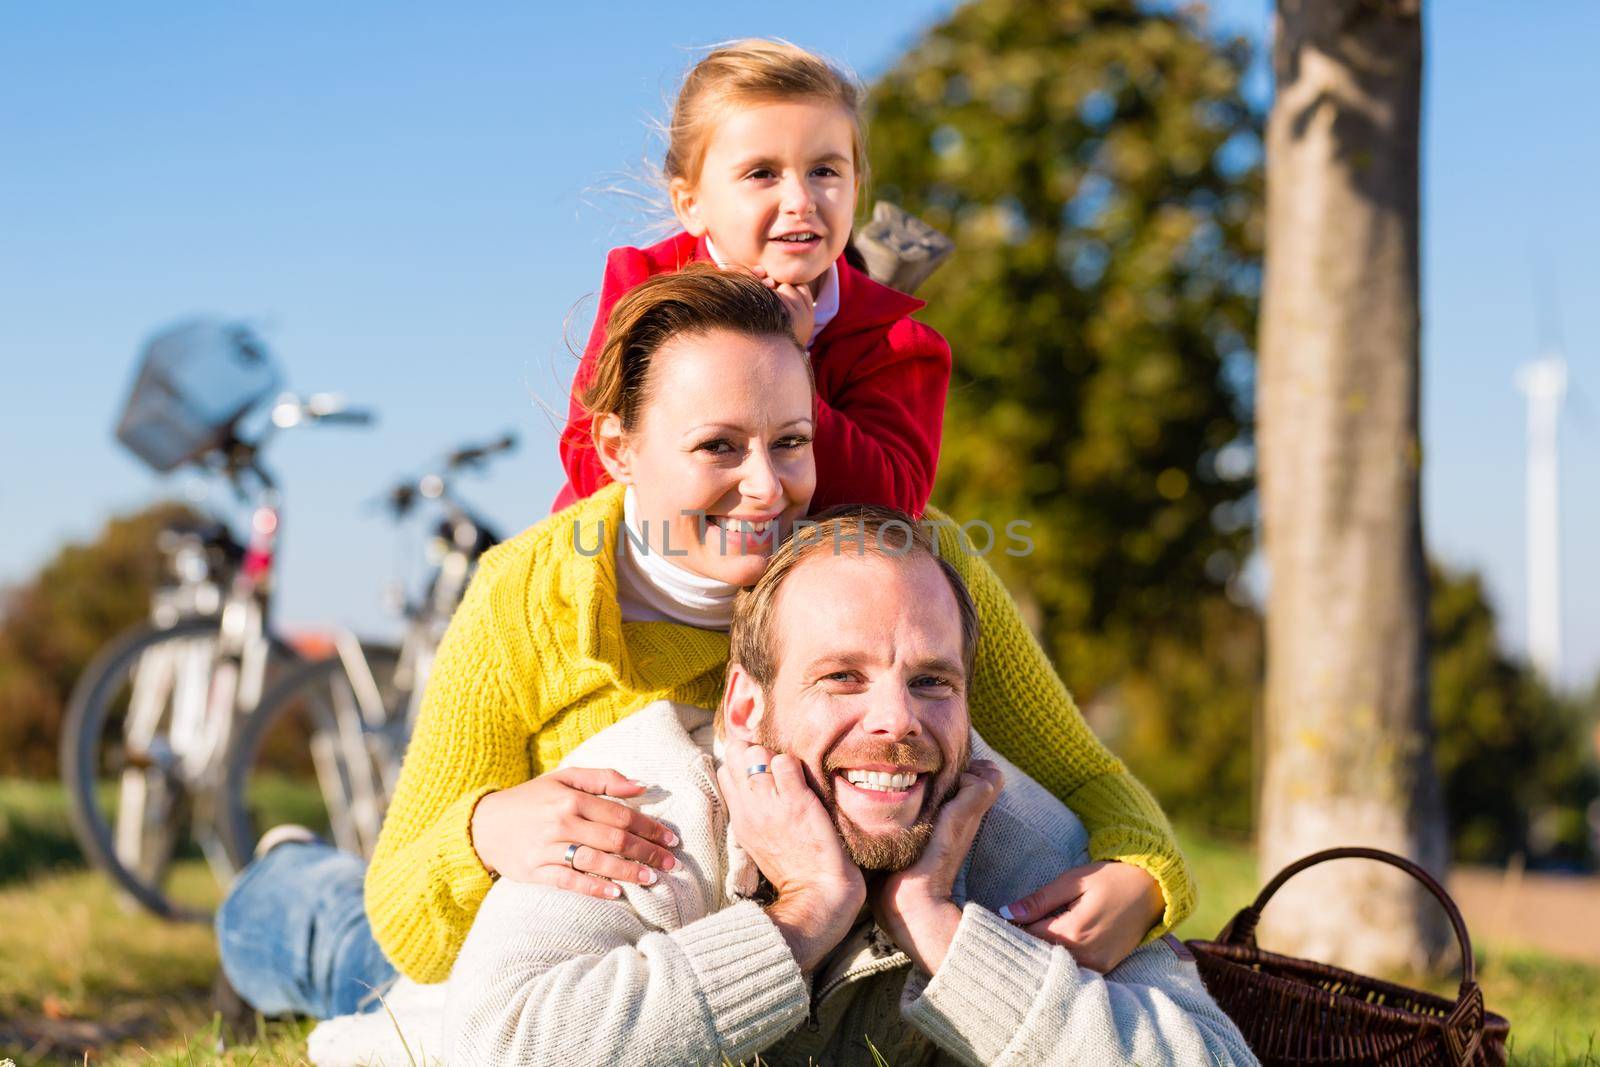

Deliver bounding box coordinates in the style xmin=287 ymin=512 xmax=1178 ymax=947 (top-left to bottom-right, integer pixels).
xmin=269 ymin=393 xmax=376 ymax=430
xmin=313 ymin=409 xmax=377 ymax=427
xmin=445 ymin=432 xmax=518 ymax=470
xmin=202 ymin=393 xmax=377 ymax=498
xmin=374 ymin=432 xmax=517 ymax=524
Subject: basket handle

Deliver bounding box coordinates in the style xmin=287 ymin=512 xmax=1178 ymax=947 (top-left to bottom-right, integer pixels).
xmin=1215 ymin=846 xmax=1487 ymax=1065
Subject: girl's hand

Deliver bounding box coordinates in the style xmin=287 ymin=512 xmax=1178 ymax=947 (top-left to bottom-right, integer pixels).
xmin=749 ymin=266 xmax=816 ymax=343
xmin=999 ymin=860 xmax=1166 ymax=973
xmin=469 ymin=767 xmax=680 ymax=898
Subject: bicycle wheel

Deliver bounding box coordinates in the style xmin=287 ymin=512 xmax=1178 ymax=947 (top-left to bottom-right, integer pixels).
xmin=221 ymin=644 xmax=403 ymax=865
xmin=59 ymin=617 xmax=299 ymax=921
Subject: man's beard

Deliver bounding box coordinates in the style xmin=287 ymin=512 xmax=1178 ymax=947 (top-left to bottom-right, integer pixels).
xmin=755 ymin=716 xmax=971 ymax=872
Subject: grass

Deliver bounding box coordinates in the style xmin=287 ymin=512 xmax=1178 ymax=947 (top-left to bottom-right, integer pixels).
xmin=0 ymin=778 xmax=313 ymax=1065
xmin=2 ymin=779 xmax=1596 ymax=1064
xmin=0 ymin=779 xmax=85 ymax=887
xmin=0 ymin=855 xmax=318 ymax=1064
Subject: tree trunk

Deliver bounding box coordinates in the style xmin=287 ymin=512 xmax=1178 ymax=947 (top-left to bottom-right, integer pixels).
xmin=1256 ymin=0 xmax=1451 ymax=974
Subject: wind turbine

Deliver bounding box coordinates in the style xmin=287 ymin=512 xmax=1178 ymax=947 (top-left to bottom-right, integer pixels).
xmin=1516 ymin=347 xmax=1566 ymax=686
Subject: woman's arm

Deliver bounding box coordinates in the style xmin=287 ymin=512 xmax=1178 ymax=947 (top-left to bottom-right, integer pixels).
xmin=931 ymin=516 xmax=1195 ymax=938
xmin=365 ymin=536 xmax=682 ymax=982
xmin=364 ymin=562 xmax=537 ymax=983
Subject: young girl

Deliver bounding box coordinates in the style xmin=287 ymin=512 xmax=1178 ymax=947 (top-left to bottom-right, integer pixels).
xmin=553 ymin=39 xmax=948 ymax=517
xmin=367 ymin=42 xmax=1194 ymax=986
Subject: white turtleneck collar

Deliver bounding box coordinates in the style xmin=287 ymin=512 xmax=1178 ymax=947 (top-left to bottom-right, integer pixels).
xmin=615 ymin=485 xmax=739 ymax=631
xmin=704 ymin=237 xmax=840 ymax=346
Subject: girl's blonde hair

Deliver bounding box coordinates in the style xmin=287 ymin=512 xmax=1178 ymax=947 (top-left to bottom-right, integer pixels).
xmin=578 ymin=263 xmax=812 ymax=431
xmin=664 ymin=39 xmax=868 ymax=190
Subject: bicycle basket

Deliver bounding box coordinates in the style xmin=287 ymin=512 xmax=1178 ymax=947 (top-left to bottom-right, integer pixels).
xmin=1186 ymin=847 xmax=1510 ymax=1066
xmin=115 ymin=319 xmax=282 ymax=472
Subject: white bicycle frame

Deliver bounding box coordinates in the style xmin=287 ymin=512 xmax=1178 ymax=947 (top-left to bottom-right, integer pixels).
xmin=294 ymin=509 xmax=481 ymax=859
xmin=114 ymin=588 xmax=273 ymax=887
xmin=111 ymin=477 xmax=287 ymax=892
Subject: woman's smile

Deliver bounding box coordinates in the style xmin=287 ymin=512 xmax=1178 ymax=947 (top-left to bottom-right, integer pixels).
xmin=703 ymin=511 xmax=784 ymax=553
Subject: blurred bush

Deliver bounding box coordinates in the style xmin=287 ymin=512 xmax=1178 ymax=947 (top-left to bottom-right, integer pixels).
xmin=0 ymin=502 xmax=191 ymax=777
xmin=1430 ymin=565 xmax=1599 ymax=867
xmin=1112 ymin=596 xmax=1260 ymax=836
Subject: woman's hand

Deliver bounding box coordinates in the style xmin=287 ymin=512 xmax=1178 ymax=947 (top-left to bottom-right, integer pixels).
xmin=717 ymin=738 xmax=863 ymax=973
xmin=1000 ymin=860 xmax=1166 ymax=973
xmin=749 ymin=266 xmax=816 ymax=343
xmin=469 ymin=767 xmax=680 ymax=898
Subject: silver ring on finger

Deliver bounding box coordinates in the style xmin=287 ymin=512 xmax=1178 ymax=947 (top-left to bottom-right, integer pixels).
xmin=563 ymin=842 xmax=582 ymax=869
xmin=746 ymin=763 xmax=771 ymax=778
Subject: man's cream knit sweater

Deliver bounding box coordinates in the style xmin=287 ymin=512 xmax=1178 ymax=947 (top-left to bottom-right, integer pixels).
xmin=309 ymin=702 xmax=1253 ymax=1066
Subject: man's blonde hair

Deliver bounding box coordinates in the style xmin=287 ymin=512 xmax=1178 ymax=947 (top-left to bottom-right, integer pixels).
xmin=725 ymin=506 xmax=980 ymax=730
xmin=665 ymin=39 xmax=868 ymax=191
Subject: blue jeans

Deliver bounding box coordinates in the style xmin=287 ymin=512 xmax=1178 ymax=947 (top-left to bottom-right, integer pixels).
xmin=215 ymin=841 xmax=397 ymax=1019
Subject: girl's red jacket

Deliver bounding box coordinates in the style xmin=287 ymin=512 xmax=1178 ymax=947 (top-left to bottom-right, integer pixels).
xmin=554 ymin=231 xmax=951 ymax=515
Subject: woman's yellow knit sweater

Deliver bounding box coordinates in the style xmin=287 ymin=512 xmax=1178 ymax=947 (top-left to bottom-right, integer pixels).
xmin=366 ymin=483 xmax=1194 ymax=983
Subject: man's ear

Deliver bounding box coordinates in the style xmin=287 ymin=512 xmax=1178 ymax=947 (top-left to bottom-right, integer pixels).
xmin=592 ymin=412 xmax=633 ymax=485
xmin=721 ymin=663 xmax=766 ymax=741
xmin=670 ymin=176 xmax=707 ymax=238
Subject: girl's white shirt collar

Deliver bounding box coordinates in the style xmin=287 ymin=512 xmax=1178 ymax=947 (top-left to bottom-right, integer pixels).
xmin=615 ymin=485 xmax=738 ymax=630
xmin=703 ymin=238 xmax=840 ymax=346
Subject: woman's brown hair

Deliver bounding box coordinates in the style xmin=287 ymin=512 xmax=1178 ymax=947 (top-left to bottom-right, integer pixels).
xmin=577 ymin=263 xmax=811 ymax=431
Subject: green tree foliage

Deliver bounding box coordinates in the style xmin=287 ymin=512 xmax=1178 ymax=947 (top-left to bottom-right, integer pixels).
xmin=1113 ymin=596 xmax=1259 ymax=835
xmin=0 ymin=503 xmax=192 ymax=777
xmin=1430 ymin=565 xmax=1598 ymax=866
xmin=867 ymin=0 xmax=1262 ymax=697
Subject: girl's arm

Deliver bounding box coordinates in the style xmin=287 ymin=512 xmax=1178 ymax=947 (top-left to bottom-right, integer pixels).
xmin=364 ymin=565 xmax=537 ymax=983
xmin=930 ymin=515 xmax=1196 ymax=940
xmin=808 ymin=317 xmax=951 ymax=516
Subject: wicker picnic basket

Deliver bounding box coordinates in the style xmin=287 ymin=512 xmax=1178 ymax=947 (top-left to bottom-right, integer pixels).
xmin=1185 ymin=846 xmax=1510 ymax=1066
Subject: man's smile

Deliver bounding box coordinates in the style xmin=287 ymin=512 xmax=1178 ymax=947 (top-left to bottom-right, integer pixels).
xmin=842 ymin=768 xmax=920 ymax=793
xmin=832 ymin=766 xmax=929 ymax=825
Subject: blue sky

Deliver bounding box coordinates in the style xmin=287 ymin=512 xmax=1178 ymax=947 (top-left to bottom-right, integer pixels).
xmin=2 ymin=2 xmax=1596 ymax=688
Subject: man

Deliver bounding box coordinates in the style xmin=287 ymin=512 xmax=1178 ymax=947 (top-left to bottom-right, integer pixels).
xmin=311 ymin=508 xmax=1253 ymax=1066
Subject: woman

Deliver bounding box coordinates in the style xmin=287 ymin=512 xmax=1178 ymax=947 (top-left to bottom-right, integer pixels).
xmin=219 ymin=266 xmax=1187 ymax=1017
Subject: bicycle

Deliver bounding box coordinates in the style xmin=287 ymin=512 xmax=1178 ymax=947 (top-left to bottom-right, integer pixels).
xmin=61 ymin=320 xmax=374 ymax=921
xmin=219 ymin=434 xmax=512 ymax=864
xmin=58 ymin=520 xmax=261 ymax=921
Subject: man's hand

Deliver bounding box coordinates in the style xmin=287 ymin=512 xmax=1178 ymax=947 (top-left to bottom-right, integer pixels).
xmin=869 ymin=760 xmax=1004 ymax=975
xmin=749 ymin=266 xmax=816 ymax=343
xmin=717 ymin=738 xmax=864 ymax=973
xmin=999 ymin=861 xmax=1166 ymax=973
